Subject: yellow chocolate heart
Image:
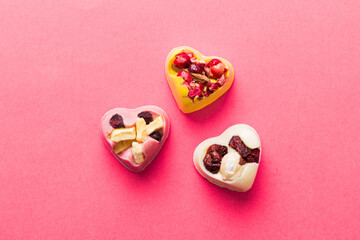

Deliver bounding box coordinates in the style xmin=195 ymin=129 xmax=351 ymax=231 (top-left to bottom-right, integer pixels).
xmin=165 ymin=46 xmax=234 ymax=113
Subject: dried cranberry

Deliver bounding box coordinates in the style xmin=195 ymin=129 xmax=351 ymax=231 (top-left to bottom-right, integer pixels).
xmin=109 ymin=114 xmax=125 ymax=128
xmin=251 ymin=148 xmax=260 ymax=159
xmin=207 ymin=144 xmax=228 ymax=157
xmin=188 ymin=88 xmax=202 ymax=99
xmin=188 ymin=63 xmax=204 ymax=74
xmin=174 ymin=52 xmax=191 ymax=69
xmin=204 ymin=66 xmax=213 ymax=78
xmin=204 ymin=90 xmax=211 ymax=97
xmin=203 ymin=144 xmax=228 ymax=174
xmin=137 ymin=111 xmax=153 ymax=124
xmin=229 ymin=136 xmax=251 ymax=158
xmin=183 ymin=50 xmax=194 ymax=58
xmin=204 ymin=151 xmax=222 ymax=174
xmin=177 ymin=70 xmax=192 ymax=82
xmin=246 ymin=155 xmax=257 ymax=163
xmin=182 ymin=81 xmax=191 ymax=89
xmin=208 ymin=82 xmax=220 ymax=91
xmin=239 ymin=157 xmax=247 ymax=165
xmin=217 ymin=74 xmax=226 ymax=86
xmin=229 ymin=136 xmax=260 ymax=163
xmin=189 ymin=80 xmax=197 ymax=89
xmin=149 ymin=131 xmax=162 ymax=141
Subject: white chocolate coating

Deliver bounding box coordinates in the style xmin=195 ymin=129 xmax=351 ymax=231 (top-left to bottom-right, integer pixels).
xmin=193 ymin=124 xmax=261 ymax=192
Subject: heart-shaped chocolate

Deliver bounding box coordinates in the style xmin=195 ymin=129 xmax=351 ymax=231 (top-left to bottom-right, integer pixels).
xmin=165 ymin=46 xmax=234 ymax=113
xmin=101 ymin=106 xmax=170 ymax=172
xmin=193 ymin=124 xmax=261 ymax=192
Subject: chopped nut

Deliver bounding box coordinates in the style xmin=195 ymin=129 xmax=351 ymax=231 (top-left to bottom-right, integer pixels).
xmin=190 ymin=72 xmax=209 ymax=83
xmin=172 ymin=64 xmax=182 ymax=72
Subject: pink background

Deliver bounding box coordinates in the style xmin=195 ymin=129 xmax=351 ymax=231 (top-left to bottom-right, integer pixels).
xmin=1 ymin=0 xmax=359 ymax=239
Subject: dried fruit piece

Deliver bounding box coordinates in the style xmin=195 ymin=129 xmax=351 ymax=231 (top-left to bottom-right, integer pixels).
xmin=229 ymin=136 xmax=260 ymax=163
xmin=113 ymin=140 xmax=133 ymax=154
xmin=204 ymin=66 xmax=214 ymax=78
xmin=177 ymin=70 xmax=192 ymax=82
xmin=208 ymin=59 xmax=225 ymax=78
xmin=109 ymin=127 xmax=136 ymax=143
xmin=149 ymin=131 xmax=162 ymax=141
xmin=188 ymin=63 xmax=204 ymax=74
xmin=188 ymin=88 xmax=202 ymax=99
xmin=135 ymin=117 xmax=147 ymax=142
xmin=217 ymin=74 xmax=226 ymax=86
xmin=203 ymin=144 xmax=228 ymax=174
xmin=239 ymin=157 xmax=247 ymax=165
xmin=207 ymin=59 xmax=222 ymax=67
xmin=174 ymin=52 xmax=191 ymax=69
xmin=137 ymin=111 xmax=153 ymax=124
xmin=207 ymin=144 xmax=228 ymax=156
xmin=208 ymin=82 xmax=220 ymax=91
xmin=132 ymin=142 xmax=145 ymax=164
xmin=109 ymin=114 xmax=125 ymax=128
xmin=251 ymin=148 xmax=260 ymax=159
xmin=229 ymin=136 xmax=251 ymax=158
xmin=182 ymin=81 xmax=190 ymax=89
xmin=146 ymin=116 xmax=164 ymax=135
xmin=183 ymin=50 xmax=194 ymax=58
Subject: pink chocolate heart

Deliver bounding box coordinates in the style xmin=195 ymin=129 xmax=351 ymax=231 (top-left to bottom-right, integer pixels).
xmin=101 ymin=106 xmax=170 ymax=172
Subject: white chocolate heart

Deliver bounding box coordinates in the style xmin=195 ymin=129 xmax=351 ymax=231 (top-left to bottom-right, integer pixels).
xmin=193 ymin=124 xmax=261 ymax=192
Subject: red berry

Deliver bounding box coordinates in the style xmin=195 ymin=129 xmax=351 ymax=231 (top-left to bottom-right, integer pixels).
xmin=174 ymin=52 xmax=191 ymax=69
xmin=204 ymin=66 xmax=213 ymax=77
xmin=183 ymin=50 xmax=194 ymax=58
xmin=211 ymin=62 xmax=225 ymax=78
xmin=217 ymin=74 xmax=226 ymax=86
xmin=188 ymin=63 xmax=204 ymax=74
xmin=208 ymin=82 xmax=220 ymax=91
xmin=189 ymin=80 xmax=197 ymax=88
xmin=207 ymin=59 xmax=222 ymax=67
xmin=182 ymin=81 xmax=191 ymax=89
xmin=204 ymin=90 xmax=211 ymax=97
xmin=177 ymin=70 xmax=192 ymax=82
xmin=188 ymin=88 xmax=202 ymax=99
